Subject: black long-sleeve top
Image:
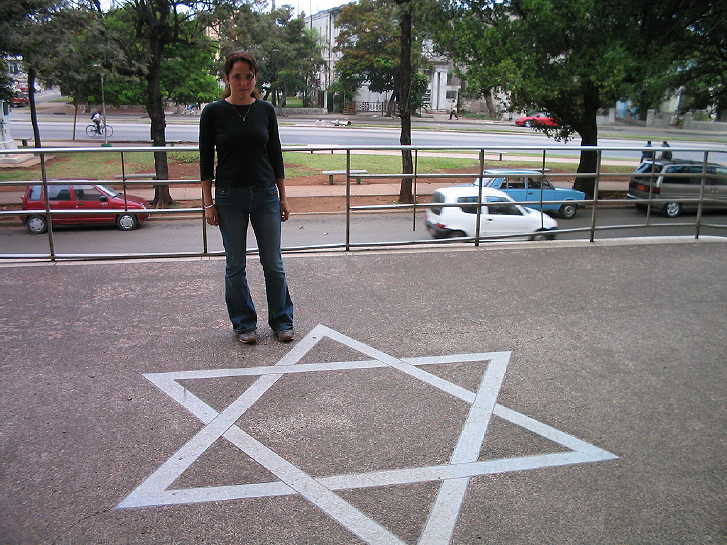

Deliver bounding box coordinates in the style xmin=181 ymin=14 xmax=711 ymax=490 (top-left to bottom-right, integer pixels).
xmin=199 ymin=99 xmax=284 ymax=187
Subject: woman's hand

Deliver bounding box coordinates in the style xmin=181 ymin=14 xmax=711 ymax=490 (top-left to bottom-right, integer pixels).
xmin=204 ymin=206 xmax=219 ymax=226
xmin=280 ymin=197 xmax=290 ymax=222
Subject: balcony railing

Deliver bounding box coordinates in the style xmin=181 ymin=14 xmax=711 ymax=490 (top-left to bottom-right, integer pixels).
xmin=0 ymin=144 xmax=725 ymax=261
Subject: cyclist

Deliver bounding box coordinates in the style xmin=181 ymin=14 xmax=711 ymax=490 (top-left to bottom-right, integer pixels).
xmin=90 ymin=111 xmax=103 ymax=134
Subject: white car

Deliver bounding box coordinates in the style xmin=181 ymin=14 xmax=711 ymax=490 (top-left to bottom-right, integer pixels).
xmin=425 ymin=186 xmax=559 ymax=240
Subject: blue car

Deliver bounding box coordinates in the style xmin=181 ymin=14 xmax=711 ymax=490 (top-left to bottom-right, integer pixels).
xmin=474 ymin=169 xmax=585 ymax=219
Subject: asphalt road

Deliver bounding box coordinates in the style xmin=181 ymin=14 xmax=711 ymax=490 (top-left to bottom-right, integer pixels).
xmin=8 ymin=119 xmax=727 ymax=164
xmin=2 ymin=207 xmax=726 ymax=256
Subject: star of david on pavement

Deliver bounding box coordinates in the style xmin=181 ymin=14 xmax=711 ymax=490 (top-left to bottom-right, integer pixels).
xmin=118 ymin=325 xmax=618 ymax=545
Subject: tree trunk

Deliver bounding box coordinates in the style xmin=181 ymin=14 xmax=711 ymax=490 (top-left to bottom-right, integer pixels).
xmin=484 ymin=89 xmax=496 ymax=117
xmin=147 ymin=35 xmax=172 ymax=208
xmin=28 ymin=69 xmax=41 ymax=148
xmin=397 ymin=0 xmax=414 ymax=204
xmin=573 ymin=115 xmax=599 ymax=199
xmin=72 ymin=100 xmax=78 ymax=140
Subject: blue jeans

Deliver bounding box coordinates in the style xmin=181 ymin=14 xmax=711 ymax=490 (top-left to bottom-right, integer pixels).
xmin=215 ymin=184 xmax=293 ymax=333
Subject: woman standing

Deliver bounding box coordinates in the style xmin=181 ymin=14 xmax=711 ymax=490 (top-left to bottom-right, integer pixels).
xmin=199 ymin=51 xmax=294 ymax=344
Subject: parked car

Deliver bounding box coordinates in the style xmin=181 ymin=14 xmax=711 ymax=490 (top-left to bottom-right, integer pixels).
xmin=10 ymin=92 xmax=29 ymax=107
xmin=627 ymin=160 xmax=727 ymax=217
xmin=474 ymin=169 xmax=584 ymax=219
xmin=426 ymin=186 xmax=558 ymax=240
xmin=515 ymin=113 xmax=558 ymax=128
xmin=22 ymin=183 xmax=149 ymax=234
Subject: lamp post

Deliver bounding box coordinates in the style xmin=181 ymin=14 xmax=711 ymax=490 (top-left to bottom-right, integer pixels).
xmin=100 ymin=69 xmax=109 ymax=146
xmin=92 ymin=63 xmax=109 ymax=146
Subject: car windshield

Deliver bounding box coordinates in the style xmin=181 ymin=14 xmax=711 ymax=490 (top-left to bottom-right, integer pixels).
xmin=97 ymin=185 xmax=119 ymax=198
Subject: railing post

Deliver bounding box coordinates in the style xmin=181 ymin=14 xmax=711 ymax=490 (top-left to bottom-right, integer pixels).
xmin=345 ymin=150 xmax=351 ymax=251
xmin=474 ymin=149 xmax=484 ymax=246
xmin=120 ymin=151 xmax=129 ymax=210
xmin=412 ymin=148 xmax=418 ymax=231
xmin=540 ymin=149 xmax=546 ymax=229
xmin=40 ymin=151 xmax=56 ymax=261
xmin=589 ymin=150 xmax=602 ymax=243
xmin=645 ymin=158 xmax=656 ymax=224
xmin=695 ymin=151 xmax=708 ymax=240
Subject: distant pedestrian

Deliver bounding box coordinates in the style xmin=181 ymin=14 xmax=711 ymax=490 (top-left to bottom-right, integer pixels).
xmin=449 ymin=100 xmax=459 ymax=120
xmin=640 ymin=140 xmax=655 ymax=162
xmin=660 ymin=140 xmax=672 ymax=160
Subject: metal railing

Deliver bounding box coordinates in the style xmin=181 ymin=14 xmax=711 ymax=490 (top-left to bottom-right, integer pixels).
xmin=0 ymin=144 xmax=725 ymax=261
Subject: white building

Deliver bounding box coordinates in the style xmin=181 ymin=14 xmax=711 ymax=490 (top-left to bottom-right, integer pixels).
xmin=306 ymin=6 xmax=461 ymax=113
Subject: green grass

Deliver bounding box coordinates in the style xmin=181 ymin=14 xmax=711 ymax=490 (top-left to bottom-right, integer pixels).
xmin=0 ymin=151 xmax=156 ymax=182
xmin=283 ymin=97 xmax=304 ymax=108
xmin=0 ymin=149 xmax=629 ymax=185
xmin=282 ymin=151 xmax=482 ymax=177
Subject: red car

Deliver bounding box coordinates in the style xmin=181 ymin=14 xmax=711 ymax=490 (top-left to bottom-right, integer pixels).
xmin=22 ymin=183 xmax=149 ymax=234
xmin=515 ymin=113 xmax=559 ymax=128
xmin=10 ymin=92 xmax=29 ymax=107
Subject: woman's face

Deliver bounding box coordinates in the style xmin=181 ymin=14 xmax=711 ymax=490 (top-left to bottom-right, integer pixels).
xmin=226 ymin=61 xmax=256 ymax=101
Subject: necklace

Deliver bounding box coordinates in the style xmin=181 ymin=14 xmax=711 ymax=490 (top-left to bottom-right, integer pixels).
xmin=232 ymin=100 xmax=255 ymax=124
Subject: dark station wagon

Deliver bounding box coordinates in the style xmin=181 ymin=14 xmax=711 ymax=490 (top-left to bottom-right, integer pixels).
xmin=627 ymin=160 xmax=727 ymax=217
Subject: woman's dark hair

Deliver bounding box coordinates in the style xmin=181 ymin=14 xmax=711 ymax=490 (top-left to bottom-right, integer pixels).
xmin=222 ymin=51 xmax=260 ymax=99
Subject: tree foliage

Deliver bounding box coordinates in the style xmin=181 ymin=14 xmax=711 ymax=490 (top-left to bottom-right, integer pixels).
xmin=672 ymin=2 xmax=727 ymax=120
xmin=218 ymin=3 xmax=323 ymax=106
xmin=434 ymin=0 xmax=712 ymax=196
xmin=101 ymin=0 xmax=236 ymax=206
xmin=334 ymin=0 xmax=429 ymax=114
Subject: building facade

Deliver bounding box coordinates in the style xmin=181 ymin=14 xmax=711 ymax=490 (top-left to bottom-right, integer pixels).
xmin=306 ymin=6 xmax=461 ymax=114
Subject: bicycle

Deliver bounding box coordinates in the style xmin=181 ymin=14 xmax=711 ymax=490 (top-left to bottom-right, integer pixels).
xmin=86 ymin=123 xmax=113 ymax=138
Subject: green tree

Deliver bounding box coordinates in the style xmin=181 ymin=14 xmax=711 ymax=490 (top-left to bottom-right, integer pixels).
xmin=102 ymin=0 xmax=234 ymax=207
xmin=672 ymin=3 xmax=727 ymax=120
xmin=335 ymin=0 xmax=429 ymax=202
xmin=0 ymin=0 xmax=85 ymax=147
xmin=218 ymin=4 xmax=322 ymax=106
xmin=435 ymin=0 xmax=709 ymax=197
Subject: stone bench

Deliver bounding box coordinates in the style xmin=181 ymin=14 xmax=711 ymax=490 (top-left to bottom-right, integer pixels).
xmin=322 ymin=169 xmax=368 ymax=185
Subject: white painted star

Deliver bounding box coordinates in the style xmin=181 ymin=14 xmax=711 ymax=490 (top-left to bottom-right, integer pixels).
xmin=118 ymin=325 xmax=617 ymax=545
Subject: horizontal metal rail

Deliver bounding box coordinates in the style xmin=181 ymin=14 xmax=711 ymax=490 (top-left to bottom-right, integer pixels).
xmin=1 ymin=144 xmax=725 ymax=261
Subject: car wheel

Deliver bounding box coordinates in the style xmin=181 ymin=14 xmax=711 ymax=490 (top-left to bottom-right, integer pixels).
xmin=116 ymin=213 xmax=138 ymax=231
xmin=524 ymin=120 xmax=532 ymax=127
xmin=450 ymin=230 xmax=467 ymax=238
xmin=559 ymin=203 xmax=578 ymax=219
xmin=663 ymin=202 xmax=681 ymax=218
xmin=26 ymin=215 xmax=47 ymax=234
xmin=529 ymin=229 xmax=554 ymax=241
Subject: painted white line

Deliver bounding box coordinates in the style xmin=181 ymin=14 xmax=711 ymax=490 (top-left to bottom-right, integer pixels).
xmin=319 ymin=325 xmax=483 ymax=402
xmin=419 ymin=351 xmax=509 ymax=544
xmin=142 ymin=352 xmax=499 ymax=381
xmin=119 ymin=325 xmax=618 ymax=545
xmin=418 ymin=478 xmax=470 ymax=545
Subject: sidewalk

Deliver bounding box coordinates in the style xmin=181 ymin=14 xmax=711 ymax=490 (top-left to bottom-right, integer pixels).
xmin=2 ymin=239 xmax=725 ymax=544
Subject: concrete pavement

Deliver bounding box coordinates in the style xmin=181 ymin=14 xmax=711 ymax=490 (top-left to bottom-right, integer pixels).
xmin=1 ymin=237 xmax=725 ymax=544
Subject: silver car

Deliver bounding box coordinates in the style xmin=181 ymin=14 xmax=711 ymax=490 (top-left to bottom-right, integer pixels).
xmin=627 ymin=160 xmax=727 ymax=217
